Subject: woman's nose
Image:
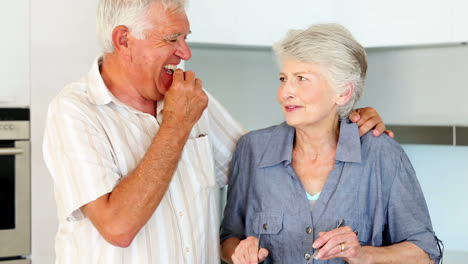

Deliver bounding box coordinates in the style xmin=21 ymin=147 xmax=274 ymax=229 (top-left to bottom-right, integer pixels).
xmin=281 ymin=81 xmax=296 ymax=99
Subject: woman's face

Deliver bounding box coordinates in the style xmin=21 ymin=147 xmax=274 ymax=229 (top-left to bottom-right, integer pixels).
xmin=277 ymin=58 xmax=340 ymax=129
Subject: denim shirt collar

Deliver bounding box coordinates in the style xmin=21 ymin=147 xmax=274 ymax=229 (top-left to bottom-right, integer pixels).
xmin=258 ymin=118 xmax=362 ymax=168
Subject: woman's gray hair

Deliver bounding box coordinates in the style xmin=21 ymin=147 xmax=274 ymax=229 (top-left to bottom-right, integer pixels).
xmin=272 ymin=23 xmax=367 ymax=119
xmin=97 ymin=0 xmax=187 ymax=53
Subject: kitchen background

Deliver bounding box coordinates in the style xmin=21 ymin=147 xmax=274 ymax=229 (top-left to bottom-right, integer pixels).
xmin=1 ymin=0 xmax=467 ymax=263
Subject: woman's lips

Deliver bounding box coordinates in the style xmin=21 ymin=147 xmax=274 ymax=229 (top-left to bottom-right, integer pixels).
xmin=284 ymin=105 xmax=303 ymax=112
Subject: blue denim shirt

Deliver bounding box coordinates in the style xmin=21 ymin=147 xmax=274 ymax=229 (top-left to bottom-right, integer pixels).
xmin=220 ymin=119 xmax=441 ymax=263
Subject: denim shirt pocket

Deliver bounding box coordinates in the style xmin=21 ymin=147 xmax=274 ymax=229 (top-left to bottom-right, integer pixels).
xmin=345 ymin=219 xmax=373 ymax=246
xmin=252 ymin=212 xmax=284 ymax=261
xmin=253 ymin=212 xmax=284 ymax=235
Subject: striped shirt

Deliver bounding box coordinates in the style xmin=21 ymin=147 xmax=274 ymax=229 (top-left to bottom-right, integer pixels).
xmin=43 ymin=58 xmax=245 ymax=264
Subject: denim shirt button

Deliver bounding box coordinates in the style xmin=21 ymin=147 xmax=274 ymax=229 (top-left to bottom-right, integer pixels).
xmin=304 ymin=253 xmax=311 ymax=260
xmin=263 ymin=223 xmax=268 ymax=230
xmin=306 ymin=226 xmax=312 ymax=234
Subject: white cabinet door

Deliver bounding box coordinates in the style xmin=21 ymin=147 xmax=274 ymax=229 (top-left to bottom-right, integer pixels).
xmin=188 ymin=0 xmax=458 ymax=48
xmin=452 ymin=0 xmax=468 ymax=43
xmin=0 ymin=1 xmax=29 ymax=107
xmin=330 ymin=0 xmax=453 ymax=47
xmin=187 ymin=0 xmax=332 ymax=46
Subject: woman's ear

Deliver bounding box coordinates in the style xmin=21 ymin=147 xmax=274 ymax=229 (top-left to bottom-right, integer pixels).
xmin=111 ymin=25 xmax=131 ymax=59
xmin=336 ymin=82 xmax=354 ymax=106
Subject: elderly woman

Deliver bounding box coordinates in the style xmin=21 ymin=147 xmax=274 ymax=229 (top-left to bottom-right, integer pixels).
xmin=220 ymin=24 xmax=441 ymax=264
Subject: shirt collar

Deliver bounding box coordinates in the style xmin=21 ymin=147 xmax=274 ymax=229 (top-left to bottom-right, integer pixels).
xmin=335 ymin=118 xmax=362 ymax=163
xmin=257 ymin=122 xmax=295 ymax=168
xmin=85 ymin=57 xmax=113 ymax=105
xmin=85 ymin=57 xmax=164 ymax=118
xmin=257 ymin=118 xmax=362 ymax=168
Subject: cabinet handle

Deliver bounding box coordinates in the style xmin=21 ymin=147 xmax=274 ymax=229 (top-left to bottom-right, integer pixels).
xmin=0 ymin=148 xmax=24 ymax=155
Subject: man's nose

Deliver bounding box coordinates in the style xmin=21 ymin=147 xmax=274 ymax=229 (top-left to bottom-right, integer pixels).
xmin=175 ymin=39 xmax=192 ymax=61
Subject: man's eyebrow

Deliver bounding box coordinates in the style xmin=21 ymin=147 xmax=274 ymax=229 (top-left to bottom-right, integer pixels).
xmin=163 ymin=31 xmax=192 ymax=40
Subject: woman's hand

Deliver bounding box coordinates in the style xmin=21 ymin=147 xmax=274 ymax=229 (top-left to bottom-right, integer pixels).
xmin=349 ymin=107 xmax=394 ymax=138
xmin=231 ymin=236 xmax=269 ymax=264
xmin=312 ymin=226 xmax=370 ymax=264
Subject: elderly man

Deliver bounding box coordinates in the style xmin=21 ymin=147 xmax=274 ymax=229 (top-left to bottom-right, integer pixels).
xmin=43 ymin=0 xmax=389 ymax=263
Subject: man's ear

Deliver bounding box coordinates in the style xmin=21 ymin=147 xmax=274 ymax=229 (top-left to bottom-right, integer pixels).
xmin=112 ymin=25 xmax=131 ymax=59
xmin=336 ymin=82 xmax=354 ymax=106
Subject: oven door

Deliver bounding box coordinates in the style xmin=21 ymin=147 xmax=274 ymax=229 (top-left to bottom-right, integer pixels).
xmin=0 ymin=140 xmax=30 ymax=258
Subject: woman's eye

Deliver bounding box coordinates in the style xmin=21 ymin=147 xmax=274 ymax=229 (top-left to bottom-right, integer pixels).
xmin=279 ymin=77 xmax=286 ymax=82
xmin=298 ymin=76 xmax=307 ymax=81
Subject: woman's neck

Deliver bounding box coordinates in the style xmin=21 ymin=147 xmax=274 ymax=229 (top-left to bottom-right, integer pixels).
xmin=293 ymin=115 xmax=340 ymax=162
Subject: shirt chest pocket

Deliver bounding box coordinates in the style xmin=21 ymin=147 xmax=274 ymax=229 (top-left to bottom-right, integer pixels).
xmin=252 ymin=212 xmax=285 ymax=259
xmin=254 ymin=213 xmax=284 ymax=235
xmin=344 ymin=219 xmax=373 ymax=246
xmin=180 ymin=135 xmax=216 ymax=189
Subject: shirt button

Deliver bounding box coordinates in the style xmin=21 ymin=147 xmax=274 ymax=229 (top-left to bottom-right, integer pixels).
xmin=185 ymin=247 xmax=190 ymax=253
xmin=306 ymin=227 xmax=312 ymax=234
xmin=304 ymin=253 xmax=311 ymax=260
xmin=263 ymin=223 xmax=268 ymax=230
xmin=178 ymin=211 xmax=183 ymax=216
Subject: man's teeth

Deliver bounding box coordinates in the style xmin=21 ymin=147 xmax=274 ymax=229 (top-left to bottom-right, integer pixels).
xmin=163 ymin=65 xmax=177 ymax=74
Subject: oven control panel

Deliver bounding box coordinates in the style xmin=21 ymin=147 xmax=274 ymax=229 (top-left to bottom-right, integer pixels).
xmin=0 ymin=108 xmax=29 ymax=140
xmin=0 ymin=121 xmax=29 ymax=140
xmin=0 ymin=123 xmax=16 ymax=130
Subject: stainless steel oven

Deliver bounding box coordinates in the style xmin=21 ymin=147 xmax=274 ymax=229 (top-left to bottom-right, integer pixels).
xmin=0 ymin=108 xmax=30 ymax=263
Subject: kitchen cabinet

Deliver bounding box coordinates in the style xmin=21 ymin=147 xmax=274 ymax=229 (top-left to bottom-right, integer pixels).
xmin=187 ymin=0 xmax=332 ymax=46
xmin=330 ymin=0 xmax=453 ymax=47
xmin=452 ymin=0 xmax=468 ymax=43
xmin=188 ymin=0 xmax=462 ymax=48
xmin=0 ymin=1 xmax=29 ymax=107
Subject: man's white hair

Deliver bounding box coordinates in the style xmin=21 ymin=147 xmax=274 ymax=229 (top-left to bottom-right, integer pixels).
xmin=273 ymin=23 xmax=368 ymax=119
xmin=97 ymin=0 xmax=187 ymax=53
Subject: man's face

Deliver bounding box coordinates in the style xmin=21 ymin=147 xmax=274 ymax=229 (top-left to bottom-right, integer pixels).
xmin=126 ymin=3 xmax=192 ymax=101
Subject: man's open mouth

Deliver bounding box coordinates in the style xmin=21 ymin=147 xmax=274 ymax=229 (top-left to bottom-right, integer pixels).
xmin=163 ymin=64 xmax=177 ymax=74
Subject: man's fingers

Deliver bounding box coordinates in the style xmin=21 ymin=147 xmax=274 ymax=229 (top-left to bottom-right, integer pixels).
xmin=358 ymin=117 xmax=378 ymax=136
xmin=172 ymin=68 xmax=184 ymax=81
xmin=194 ymin=78 xmax=203 ymax=91
xmin=386 ymin=129 xmax=395 ymax=138
xmin=184 ymin=70 xmax=195 ymax=82
xmin=349 ymin=110 xmax=360 ymax=123
xmin=372 ymin=122 xmax=386 ymax=136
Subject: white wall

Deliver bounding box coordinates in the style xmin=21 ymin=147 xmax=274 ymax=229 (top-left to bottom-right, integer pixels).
xmin=30 ymin=1 xmax=99 ymax=263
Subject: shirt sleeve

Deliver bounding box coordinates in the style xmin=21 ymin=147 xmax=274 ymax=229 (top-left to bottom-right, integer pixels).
xmin=386 ymin=151 xmax=442 ymax=263
xmin=220 ymin=135 xmax=249 ymax=243
xmin=205 ymin=91 xmax=245 ymax=187
xmin=43 ymin=96 xmax=121 ymax=222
